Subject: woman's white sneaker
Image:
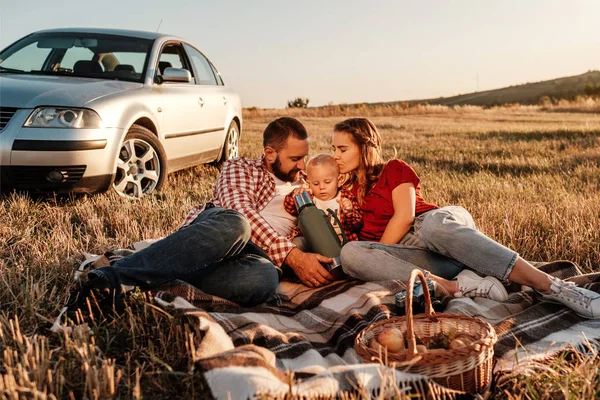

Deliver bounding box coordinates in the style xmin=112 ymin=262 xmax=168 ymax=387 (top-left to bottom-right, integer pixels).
xmin=454 ymin=269 xmax=509 ymax=302
xmin=536 ymin=277 xmax=600 ymax=319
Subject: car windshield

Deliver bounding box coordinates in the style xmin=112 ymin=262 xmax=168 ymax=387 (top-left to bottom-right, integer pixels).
xmin=0 ymin=32 xmax=152 ymax=83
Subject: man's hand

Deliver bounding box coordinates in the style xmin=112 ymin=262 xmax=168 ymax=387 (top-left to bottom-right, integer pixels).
xmin=284 ymin=248 xmax=335 ymax=288
xmin=338 ymin=197 xmax=353 ymax=213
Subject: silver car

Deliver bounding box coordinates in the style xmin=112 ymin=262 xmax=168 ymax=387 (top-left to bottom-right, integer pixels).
xmin=0 ymin=28 xmax=242 ymax=198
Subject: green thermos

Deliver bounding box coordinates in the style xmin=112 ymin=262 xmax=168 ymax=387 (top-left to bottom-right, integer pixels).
xmin=294 ymin=191 xmax=343 ymax=273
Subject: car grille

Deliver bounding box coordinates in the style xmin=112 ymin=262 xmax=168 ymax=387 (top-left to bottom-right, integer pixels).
xmin=1 ymin=165 xmax=87 ymax=188
xmin=0 ymin=107 xmax=19 ymax=131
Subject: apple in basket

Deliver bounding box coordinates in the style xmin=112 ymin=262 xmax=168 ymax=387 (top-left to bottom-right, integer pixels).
xmin=416 ymin=344 xmax=428 ymax=353
xmin=375 ymin=327 xmax=405 ymax=352
xmin=449 ymin=339 xmax=467 ymax=350
xmin=449 ymin=333 xmax=476 ymax=350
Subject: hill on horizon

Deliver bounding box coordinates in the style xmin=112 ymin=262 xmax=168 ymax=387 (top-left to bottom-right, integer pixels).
xmin=369 ymin=70 xmax=600 ymax=108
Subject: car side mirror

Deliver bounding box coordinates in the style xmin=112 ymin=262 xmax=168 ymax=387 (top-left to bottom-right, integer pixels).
xmin=159 ymin=67 xmax=192 ymax=83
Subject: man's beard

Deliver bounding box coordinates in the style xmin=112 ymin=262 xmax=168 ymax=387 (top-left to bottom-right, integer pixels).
xmin=272 ymin=156 xmax=300 ymax=182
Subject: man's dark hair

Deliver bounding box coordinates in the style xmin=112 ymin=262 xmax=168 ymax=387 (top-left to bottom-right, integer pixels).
xmin=263 ymin=117 xmax=308 ymax=150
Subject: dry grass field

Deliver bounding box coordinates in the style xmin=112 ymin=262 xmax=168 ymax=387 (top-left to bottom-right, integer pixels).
xmin=1 ymin=106 xmax=599 ymax=399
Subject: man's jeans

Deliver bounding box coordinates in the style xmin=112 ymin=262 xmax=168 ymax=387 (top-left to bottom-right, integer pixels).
xmin=341 ymin=206 xmax=518 ymax=282
xmin=91 ymin=207 xmax=279 ymax=306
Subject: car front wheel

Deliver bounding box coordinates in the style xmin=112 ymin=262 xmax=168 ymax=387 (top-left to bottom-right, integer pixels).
xmin=112 ymin=125 xmax=166 ymax=199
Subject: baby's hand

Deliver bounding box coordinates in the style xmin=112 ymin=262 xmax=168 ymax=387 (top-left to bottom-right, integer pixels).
xmin=338 ymin=197 xmax=353 ymax=213
xmin=291 ymin=187 xmax=311 ymax=197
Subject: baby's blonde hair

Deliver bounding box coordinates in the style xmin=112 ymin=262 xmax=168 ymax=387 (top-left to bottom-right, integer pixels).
xmin=306 ymin=153 xmax=339 ymax=176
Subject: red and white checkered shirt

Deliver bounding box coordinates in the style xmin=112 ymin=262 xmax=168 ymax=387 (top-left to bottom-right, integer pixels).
xmin=180 ymin=157 xmax=301 ymax=268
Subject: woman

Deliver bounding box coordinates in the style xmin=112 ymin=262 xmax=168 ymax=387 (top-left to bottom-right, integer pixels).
xmin=333 ymin=117 xmax=599 ymax=319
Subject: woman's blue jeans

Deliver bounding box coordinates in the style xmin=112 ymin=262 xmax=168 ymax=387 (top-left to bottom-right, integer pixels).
xmin=91 ymin=207 xmax=280 ymax=306
xmin=341 ymin=206 xmax=518 ymax=282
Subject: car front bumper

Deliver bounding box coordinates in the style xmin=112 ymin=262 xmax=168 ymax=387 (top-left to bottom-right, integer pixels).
xmin=0 ymin=109 xmax=126 ymax=193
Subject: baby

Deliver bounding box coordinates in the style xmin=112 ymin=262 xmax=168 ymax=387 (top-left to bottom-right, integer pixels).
xmin=284 ymin=153 xmax=362 ymax=243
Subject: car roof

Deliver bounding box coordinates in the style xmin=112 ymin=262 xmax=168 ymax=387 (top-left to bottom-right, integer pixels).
xmin=33 ymin=27 xmax=181 ymax=41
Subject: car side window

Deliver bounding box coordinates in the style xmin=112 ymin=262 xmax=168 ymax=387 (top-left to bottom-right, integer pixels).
xmin=157 ymin=43 xmax=195 ymax=83
xmin=210 ymin=62 xmax=224 ymax=85
xmin=183 ymin=44 xmax=218 ymax=86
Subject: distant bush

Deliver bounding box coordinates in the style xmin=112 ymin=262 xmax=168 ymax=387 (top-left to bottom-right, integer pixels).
xmin=539 ymin=96 xmax=553 ymax=106
xmin=287 ymin=97 xmax=310 ymax=108
xmin=584 ymin=83 xmax=600 ymax=98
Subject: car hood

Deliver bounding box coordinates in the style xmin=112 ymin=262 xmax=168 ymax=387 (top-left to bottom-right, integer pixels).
xmin=0 ymin=74 xmax=143 ymax=108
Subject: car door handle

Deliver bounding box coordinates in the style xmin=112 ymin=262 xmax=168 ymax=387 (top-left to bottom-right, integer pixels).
xmin=198 ymin=97 xmax=205 ymax=107
xmin=223 ymin=96 xmax=227 ymax=105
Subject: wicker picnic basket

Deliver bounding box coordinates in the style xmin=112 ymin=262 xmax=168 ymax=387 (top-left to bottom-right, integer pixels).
xmin=355 ymin=269 xmax=497 ymax=394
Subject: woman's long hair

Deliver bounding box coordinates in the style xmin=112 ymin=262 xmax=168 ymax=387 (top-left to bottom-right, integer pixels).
xmin=333 ymin=118 xmax=385 ymax=204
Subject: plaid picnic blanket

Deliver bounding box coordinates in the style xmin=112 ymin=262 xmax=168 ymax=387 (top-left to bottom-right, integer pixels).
xmin=76 ymin=246 xmax=600 ymax=399
xmin=444 ymin=261 xmax=600 ymax=375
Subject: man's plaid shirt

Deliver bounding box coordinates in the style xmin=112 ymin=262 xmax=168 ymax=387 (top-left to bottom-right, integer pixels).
xmin=180 ymin=157 xmax=301 ymax=268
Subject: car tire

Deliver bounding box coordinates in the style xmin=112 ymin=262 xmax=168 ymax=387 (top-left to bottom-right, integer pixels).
xmin=112 ymin=125 xmax=167 ymax=199
xmin=212 ymin=121 xmax=240 ymax=168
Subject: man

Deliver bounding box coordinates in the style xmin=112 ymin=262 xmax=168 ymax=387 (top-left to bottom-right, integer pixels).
xmin=60 ymin=117 xmax=335 ymax=323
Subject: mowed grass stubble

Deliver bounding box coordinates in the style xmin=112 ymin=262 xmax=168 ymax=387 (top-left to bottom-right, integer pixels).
xmin=1 ymin=107 xmax=599 ymax=399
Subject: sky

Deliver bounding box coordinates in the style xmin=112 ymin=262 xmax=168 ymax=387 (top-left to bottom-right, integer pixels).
xmin=1 ymin=0 xmax=599 ymax=108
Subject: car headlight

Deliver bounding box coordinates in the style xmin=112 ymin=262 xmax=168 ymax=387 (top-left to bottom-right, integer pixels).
xmin=24 ymin=107 xmax=103 ymax=129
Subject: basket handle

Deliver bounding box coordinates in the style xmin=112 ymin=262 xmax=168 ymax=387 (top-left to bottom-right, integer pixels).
xmin=406 ymin=269 xmax=435 ymax=356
